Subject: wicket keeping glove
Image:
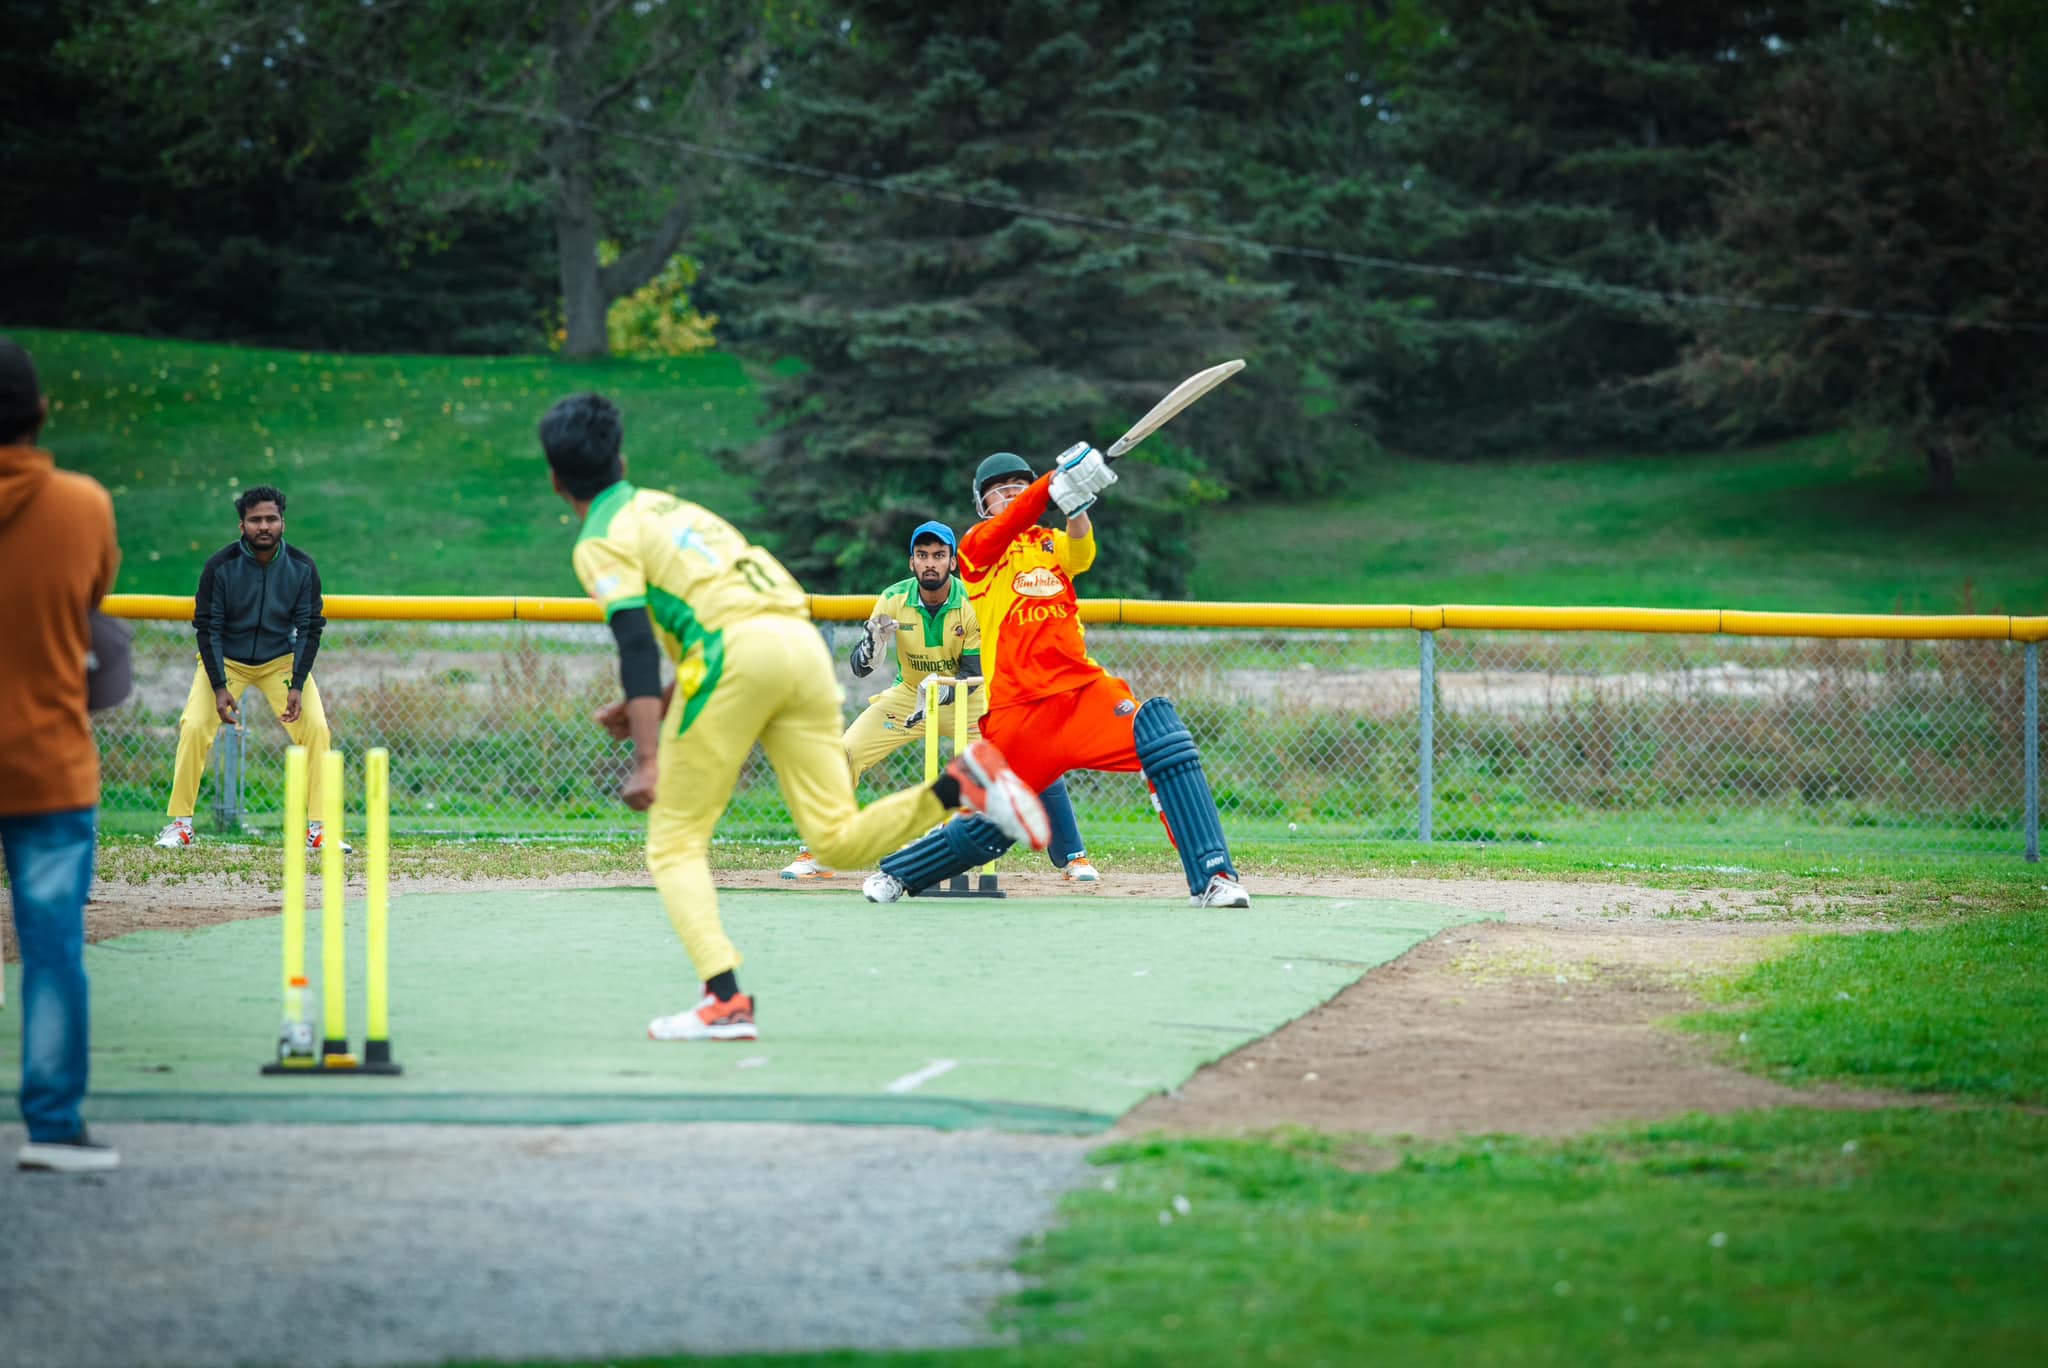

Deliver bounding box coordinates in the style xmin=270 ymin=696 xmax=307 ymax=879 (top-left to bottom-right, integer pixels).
xmin=1049 ymin=442 xmax=1116 ymax=516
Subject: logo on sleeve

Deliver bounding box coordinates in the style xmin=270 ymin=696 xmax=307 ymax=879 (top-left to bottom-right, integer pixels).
xmin=1012 ymin=567 xmax=1064 ymax=598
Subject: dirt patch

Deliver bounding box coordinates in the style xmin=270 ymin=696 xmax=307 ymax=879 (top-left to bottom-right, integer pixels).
xmin=9 ymin=869 xmax=1899 ymax=1141
xmin=1119 ymin=917 xmax=1907 ymax=1141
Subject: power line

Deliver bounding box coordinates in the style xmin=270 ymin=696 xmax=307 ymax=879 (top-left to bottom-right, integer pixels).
xmin=270 ymin=47 xmax=2048 ymax=336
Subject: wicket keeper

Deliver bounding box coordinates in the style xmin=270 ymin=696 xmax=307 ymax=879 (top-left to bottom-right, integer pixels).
xmin=779 ymin=519 xmax=1098 ymax=883
xmin=154 ymin=485 xmax=345 ymax=851
xmin=540 ymin=393 xmax=1049 ymax=1042
xmin=864 ymin=448 xmax=1250 ymax=908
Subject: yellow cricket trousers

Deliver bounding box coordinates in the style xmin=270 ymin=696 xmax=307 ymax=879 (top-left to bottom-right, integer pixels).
xmin=842 ymin=678 xmax=986 ymax=783
xmin=648 ymin=614 xmax=948 ymax=980
xmin=167 ymin=655 xmax=332 ymax=818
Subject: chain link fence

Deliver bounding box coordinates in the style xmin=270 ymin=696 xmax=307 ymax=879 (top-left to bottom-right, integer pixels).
xmin=95 ymin=617 xmax=2044 ymax=858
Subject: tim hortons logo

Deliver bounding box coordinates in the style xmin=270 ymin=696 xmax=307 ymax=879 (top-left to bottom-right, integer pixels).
xmin=1012 ymin=567 xmax=1064 ymax=598
xmin=1010 ymin=601 xmax=1072 ymax=626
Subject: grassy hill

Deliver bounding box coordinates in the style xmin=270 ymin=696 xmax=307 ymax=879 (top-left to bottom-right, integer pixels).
xmin=1192 ymin=436 xmax=2048 ymax=614
xmin=12 ymin=329 xmax=762 ymax=597
xmin=13 ymin=328 xmax=2048 ymax=612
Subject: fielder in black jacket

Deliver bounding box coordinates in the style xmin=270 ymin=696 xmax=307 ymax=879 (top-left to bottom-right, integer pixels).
xmin=156 ymin=485 xmax=343 ymax=850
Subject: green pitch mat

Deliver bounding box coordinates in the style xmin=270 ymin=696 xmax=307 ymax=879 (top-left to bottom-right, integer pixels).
xmin=1 ymin=889 xmax=1485 ymax=1132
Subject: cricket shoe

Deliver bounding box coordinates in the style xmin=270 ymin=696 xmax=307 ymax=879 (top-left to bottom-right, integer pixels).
xmin=18 ymin=1128 xmax=120 ymax=1173
xmin=1061 ymin=857 xmax=1101 ymax=883
xmin=154 ymin=818 xmax=194 ymax=849
xmin=863 ymin=871 xmax=907 ymax=904
xmin=779 ymin=848 xmax=834 ymax=880
xmin=1192 ymin=873 xmax=1251 ymax=909
xmin=946 ymin=740 xmax=1050 ymax=852
xmin=648 ymin=989 xmax=759 ymax=1042
xmin=306 ymin=822 xmax=353 ymax=854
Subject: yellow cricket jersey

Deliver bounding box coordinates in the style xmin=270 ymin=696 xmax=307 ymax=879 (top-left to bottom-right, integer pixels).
xmin=870 ymin=574 xmax=979 ymax=688
xmin=572 ymin=482 xmax=807 ymax=726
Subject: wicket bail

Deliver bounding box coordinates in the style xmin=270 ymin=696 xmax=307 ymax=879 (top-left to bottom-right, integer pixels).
xmin=920 ymin=674 xmax=1004 ymax=899
xmin=260 ymin=744 xmax=403 ymax=1076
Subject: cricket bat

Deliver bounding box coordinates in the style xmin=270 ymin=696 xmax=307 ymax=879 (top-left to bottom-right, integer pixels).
xmin=1103 ymin=358 xmax=1245 ymax=460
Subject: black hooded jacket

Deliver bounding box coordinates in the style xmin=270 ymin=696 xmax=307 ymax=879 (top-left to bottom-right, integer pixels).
xmin=191 ymin=538 xmax=325 ymax=689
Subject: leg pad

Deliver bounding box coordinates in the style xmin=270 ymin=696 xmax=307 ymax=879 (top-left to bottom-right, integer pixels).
xmin=880 ymin=816 xmax=1014 ymax=894
xmin=1133 ymin=697 xmax=1236 ymax=896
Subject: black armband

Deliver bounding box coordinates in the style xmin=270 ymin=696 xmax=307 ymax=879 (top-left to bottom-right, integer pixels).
xmin=608 ymin=610 xmax=664 ymax=700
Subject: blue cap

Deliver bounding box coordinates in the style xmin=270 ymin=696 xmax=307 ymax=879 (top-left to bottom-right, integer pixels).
xmin=908 ymin=520 xmax=957 ymax=553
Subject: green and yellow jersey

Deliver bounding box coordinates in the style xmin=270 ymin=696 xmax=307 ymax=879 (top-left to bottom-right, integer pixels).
xmin=572 ymin=482 xmax=806 ymax=722
xmin=869 ymin=574 xmax=979 ymax=688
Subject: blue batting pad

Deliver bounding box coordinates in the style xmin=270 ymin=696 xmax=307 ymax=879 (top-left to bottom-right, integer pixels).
xmin=880 ymin=815 xmax=1015 ymax=893
xmin=1132 ymin=696 xmax=1236 ymax=896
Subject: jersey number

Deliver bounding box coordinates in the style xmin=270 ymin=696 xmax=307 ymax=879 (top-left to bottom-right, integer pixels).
xmin=735 ymin=556 xmax=781 ymax=593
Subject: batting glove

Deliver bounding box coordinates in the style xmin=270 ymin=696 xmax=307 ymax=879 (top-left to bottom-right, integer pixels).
xmin=1049 ymin=442 xmax=1116 ymax=516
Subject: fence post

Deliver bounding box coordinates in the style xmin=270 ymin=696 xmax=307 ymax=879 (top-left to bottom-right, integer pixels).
xmin=2027 ymin=641 xmax=2039 ymax=864
xmin=1419 ymin=630 xmax=1436 ymax=843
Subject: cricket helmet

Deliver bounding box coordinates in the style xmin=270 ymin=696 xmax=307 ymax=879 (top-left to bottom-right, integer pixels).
xmin=973 ymin=451 xmax=1034 ymax=518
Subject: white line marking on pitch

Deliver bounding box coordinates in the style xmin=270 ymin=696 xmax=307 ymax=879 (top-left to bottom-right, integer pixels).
xmin=884 ymin=1058 xmax=958 ymax=1094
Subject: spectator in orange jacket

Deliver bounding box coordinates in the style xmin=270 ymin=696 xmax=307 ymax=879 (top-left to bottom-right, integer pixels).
xmin=0 ymin=336 xmax=123 ymax=1172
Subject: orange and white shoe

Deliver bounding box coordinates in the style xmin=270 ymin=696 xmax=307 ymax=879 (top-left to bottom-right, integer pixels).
xmin=946 ymin=740 xmax=1050 ymax=852
xmin=779 ymin=848 xmax=834 ymax=880
xmin=1061 ymin=857 xmax=1101 ymax=883
xmin=306 ymin=821 xmax=353 ymax=854
xmin=154 ymin=818 xmax=195 ymax=849
xmin=648 ymin=990 xmax=759 ymax=1042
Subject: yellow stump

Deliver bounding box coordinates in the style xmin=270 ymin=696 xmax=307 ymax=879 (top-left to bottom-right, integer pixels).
xmin=918 ymin=674 xmax=999 ymax=895
xmin=364 ymin=748 xmax=393 ymax=1066
xmin=319 ymin=750 xmax=356 ymax=1066
xmin=280 ymin=745 xmax=309 ymax=1045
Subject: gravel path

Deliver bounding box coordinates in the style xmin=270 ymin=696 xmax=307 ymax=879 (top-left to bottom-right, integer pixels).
xmin=0 ymin=1122 xmax=1093 ymax=1368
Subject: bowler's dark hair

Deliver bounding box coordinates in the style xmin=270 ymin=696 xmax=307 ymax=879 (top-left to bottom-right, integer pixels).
xmin=0 ymin=336 xmax=41 ymax=444
xmin=236 ymin=485 xmax=286 ymax=518
xmin=539 ymin=392 xmax=625 ymax=500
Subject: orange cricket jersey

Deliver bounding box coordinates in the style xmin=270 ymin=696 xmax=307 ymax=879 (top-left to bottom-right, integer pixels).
xmin=956 ymin=472 xmax=1103 ymax=709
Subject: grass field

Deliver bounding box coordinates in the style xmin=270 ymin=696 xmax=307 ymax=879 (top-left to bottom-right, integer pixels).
xmin=1194 ymin=435 xmax=2048 ymax=613
xmin=15 ymin=328 xmax=2048 ymax=610
xmin=11 ymin=328 xmax=762 ymax=597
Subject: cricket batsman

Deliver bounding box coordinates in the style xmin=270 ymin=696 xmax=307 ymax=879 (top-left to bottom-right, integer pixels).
xmin=540 ymin=393 xmax=1049 ymax=1042
xmin=863 ymin=449 xmax=1250 ymax=908
xmin=779 ymin=518 xmax=1098 ymax=883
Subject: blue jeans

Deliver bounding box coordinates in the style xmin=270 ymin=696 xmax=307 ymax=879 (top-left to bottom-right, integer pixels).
xmin=2 ymin=807 xmax=96 ymax=1142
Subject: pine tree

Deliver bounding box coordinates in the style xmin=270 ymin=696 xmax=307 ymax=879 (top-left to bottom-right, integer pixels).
xmin=725 ymin=0 xmax=1299 ymax=595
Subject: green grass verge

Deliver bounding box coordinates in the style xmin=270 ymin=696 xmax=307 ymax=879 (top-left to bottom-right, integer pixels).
xmin=1195 ymin=434 xmax=2048 ymax=613
xmin=12 ymin=328 xmax=763 ymax=596
xmin=1686 ymin=908 xmax=2048 ymax=1103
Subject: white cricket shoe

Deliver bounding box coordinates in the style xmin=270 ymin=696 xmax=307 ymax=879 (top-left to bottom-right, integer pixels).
xmin=779 ymin=849 xmax=834 ymax=880
xmin=947 ymin=740 xmax=1050 ymax=852
xmin=863 ymin=871 xmax=907 ymax=904
xmin=648 ymin=989 xmax=758 ymax=1042
xmin=1061 ymin=857 xmax=1101 ymax=883
xmin=1192 ymin=873 xmax=1251 ymax=908
xmin=155 ymin=818 xmax=194 ymax=849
